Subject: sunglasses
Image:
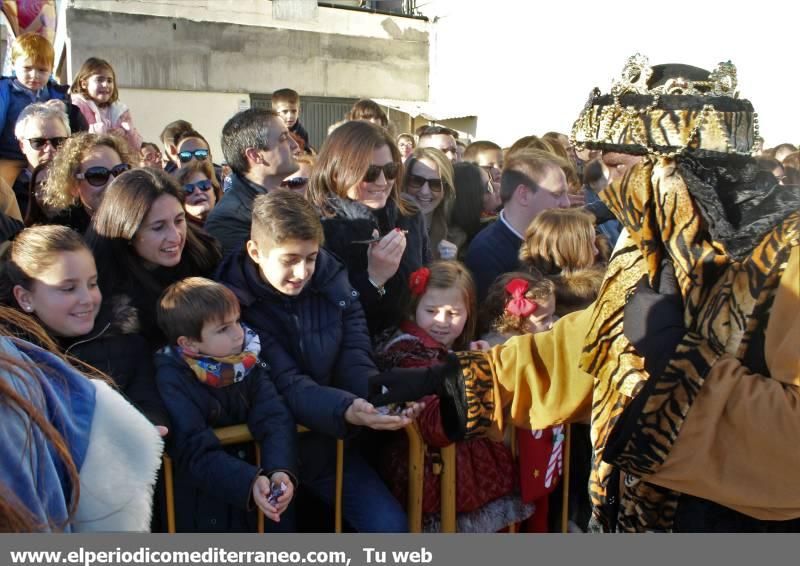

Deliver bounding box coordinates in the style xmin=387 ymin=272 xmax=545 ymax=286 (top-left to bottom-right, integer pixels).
xmin=28 ymin=137 xmax=67 ymax=151
xmin=177 ymin=148 xmax=210 ymax=163
xmin=280 ymin=177 xmax=309 ymax=189
xmin=407 ymin=173 xmax=444 ymax=193
xmin=363 ymin=162 xmax=400 ymax=183
xmin=183 ymin=179 xmax=214 ymax=195
xmin=74 ymin=163 xmax=131 ymax=187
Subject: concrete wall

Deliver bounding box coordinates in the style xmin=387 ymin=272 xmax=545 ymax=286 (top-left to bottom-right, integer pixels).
xmin=119 ymin=88 xmax=247 ymax=162
xmin=65 ymin=1 xmax=429 ymax=100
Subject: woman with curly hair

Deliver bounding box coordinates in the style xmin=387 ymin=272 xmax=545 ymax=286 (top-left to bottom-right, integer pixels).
xmin=41 ymin=132 xmax=132 ymax=232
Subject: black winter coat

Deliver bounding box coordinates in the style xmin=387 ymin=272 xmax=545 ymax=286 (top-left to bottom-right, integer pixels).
xmin=319 ymin=196 xmax=430 ymax=335
xmin=154 ymin=348 xmax=297 ymax=532
xmin=217 ymin=247 xmax=377 ymax=441
xmin=205 ymin=172 xmax=268 ymax=257
xmin=59 ymin=297 xmax=169 ymax=427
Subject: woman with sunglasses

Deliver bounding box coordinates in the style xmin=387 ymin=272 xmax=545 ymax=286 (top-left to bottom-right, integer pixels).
xmin=307 ymin=120 xmax=429 ymax=334
xmin=40 ymin=132 xmax=132 ymax=233
xmin=403 ymin=147 xmax=456 ymax=260
xmin=173 ymin=160 xmax=221 ymax=226
xmin=86 ymin=168 xmax=222 ymax=347
xmin=279 ymin=153 xmax=314 ymax=196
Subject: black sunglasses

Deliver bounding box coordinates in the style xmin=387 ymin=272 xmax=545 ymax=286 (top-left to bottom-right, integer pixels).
xmin=364 ymin=162 xmax=399 ymax=183
xmin=280 ymin=177 xmax=309 ymax=189
xmin=28 ymin=137 xmax=67 ymax=150
xmin=407 ymin=173 xmax=444 ymax=193
xmin=184 ymin=179 xmax=214 ymax=195
xmin=177 ymin=148 xmax=209 ymax=163
xmin=74 ymin=163 xmax=131 ymax=187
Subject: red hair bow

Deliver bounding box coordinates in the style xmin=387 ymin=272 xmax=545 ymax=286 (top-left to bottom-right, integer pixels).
xmin=505 ymin=278 xmax=537 ymax=317
xmin=409 ymin=267 xmax=431 ymax=296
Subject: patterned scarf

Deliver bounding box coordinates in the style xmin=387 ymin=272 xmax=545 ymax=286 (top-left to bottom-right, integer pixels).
xmin=179 ymin=324 xmax=261 ymax=388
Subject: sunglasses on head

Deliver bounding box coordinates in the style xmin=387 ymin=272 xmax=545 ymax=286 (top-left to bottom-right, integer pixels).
xmin=407 ymin=173 xmax=444 ymax=193
xmin=183 ymin=179 xmax=214 ymax=195
xmin=280 ymin=177 xmax=309 ymax=189
xmin=177 ymin=148 xmax=210 ymax=163
xmin=74 ymin=163 xmax=131 ymax=187
xmin=363 ymin=162 xmax=399 ymax=183
xmin=28 ymin=137 xmax=67 ymax=151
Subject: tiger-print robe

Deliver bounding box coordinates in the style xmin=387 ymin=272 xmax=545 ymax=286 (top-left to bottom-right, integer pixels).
xmin=451 ymin=152 xmax=799 ymax=531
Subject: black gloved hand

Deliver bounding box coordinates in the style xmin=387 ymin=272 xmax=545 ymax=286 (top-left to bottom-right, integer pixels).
xmin=623 ymin=260 xmax=686 ymax=378
xmin=369 ymin=353 xmax=460 ymax=406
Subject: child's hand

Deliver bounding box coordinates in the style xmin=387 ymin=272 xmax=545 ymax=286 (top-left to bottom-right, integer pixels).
xmin=268 ymin=472 xmax=294 ymax=517
xmin=469 ymin=340 xmax=491 ymax=351
xmin=345 ymin=398 xmax=412 ymax=431
xmin=437 ymin=239 xmax=458 ymax=260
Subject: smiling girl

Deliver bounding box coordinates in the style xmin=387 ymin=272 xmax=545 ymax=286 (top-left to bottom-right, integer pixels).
xmin=70 ymin=58 xmax=142 ymax=154
xmin=0 ymin=225 xmax=168 ymax=427
xmin=375 ymin=261 xmax=533 ymax=532
xmin=86 ymin=168 xmax=221 ymax=347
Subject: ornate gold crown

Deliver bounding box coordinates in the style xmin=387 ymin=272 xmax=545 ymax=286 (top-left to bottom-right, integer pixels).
xmin=570 ymin=54 xmax=763 ymax=157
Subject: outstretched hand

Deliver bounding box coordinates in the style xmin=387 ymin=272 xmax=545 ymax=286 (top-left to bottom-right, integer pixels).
xmin=345 ymin=398 xmax=413 ymax=431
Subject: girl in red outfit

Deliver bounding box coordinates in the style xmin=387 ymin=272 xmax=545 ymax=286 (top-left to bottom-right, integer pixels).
xmin=375 ymin=260 xmax=534 ymax=532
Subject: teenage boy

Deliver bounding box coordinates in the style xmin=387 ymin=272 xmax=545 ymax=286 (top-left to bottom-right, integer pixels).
xmin=271 ymin=88 xmax=313 ymax=154
xmin=217 ymin=190 xmax=438 ymax=532
xmin=155 ymin=277 xmax=296 ymax=532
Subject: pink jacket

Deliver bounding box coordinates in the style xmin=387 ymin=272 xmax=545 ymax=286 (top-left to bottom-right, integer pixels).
xmin=71 ymin=93 xmax=142 ymax=153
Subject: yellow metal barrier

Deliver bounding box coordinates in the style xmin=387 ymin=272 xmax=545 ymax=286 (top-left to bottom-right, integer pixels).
xmin=163 ymin=424 xmax=344 ymax=533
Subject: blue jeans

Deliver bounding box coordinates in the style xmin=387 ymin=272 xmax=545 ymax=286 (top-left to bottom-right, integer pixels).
xmin=297 ymin=434 xmax=407 ymax=533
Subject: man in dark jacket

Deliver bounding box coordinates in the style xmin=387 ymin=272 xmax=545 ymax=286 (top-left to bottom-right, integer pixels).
xmin=206 ymin=109 xmax=299 ymax=256
xmin=217 ymin=190 xmax=416 ymax=532
xmin=155 ymin=277 xmax=297 ymax=532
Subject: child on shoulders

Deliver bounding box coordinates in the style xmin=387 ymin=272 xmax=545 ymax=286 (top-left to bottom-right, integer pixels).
xmin=155 ymin=277 xmax=296 ymax=532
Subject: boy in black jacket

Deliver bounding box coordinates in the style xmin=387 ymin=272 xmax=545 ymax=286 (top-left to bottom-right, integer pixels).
xmin=155 ymin=277 xmax=296 ymax=531
xmin=217 ymin=190 xmax=423 ymax=532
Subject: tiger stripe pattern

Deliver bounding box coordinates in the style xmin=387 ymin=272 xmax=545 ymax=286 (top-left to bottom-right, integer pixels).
xmin=579 ymin=155 xmax=799 ymax=531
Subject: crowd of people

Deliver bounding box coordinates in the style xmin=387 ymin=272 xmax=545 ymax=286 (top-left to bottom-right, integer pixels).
xmin=0 ymin=33 xmax=797 ymax=534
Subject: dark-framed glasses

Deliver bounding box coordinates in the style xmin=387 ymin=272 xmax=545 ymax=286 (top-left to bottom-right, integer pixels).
xmin=280 ymin=177 xmax=309 ymax=189
xmin=363 ymin=162 xmax=399 ymax=183
xmin=28 ymin=137 xmax=67 ymax=150
xmin=184 ymin=179 xmax=214 ymax=195
xmin=407 ymin=174 xmax=444 ymax=193
xmin=74 ymin=163 xmax=131 ymax=187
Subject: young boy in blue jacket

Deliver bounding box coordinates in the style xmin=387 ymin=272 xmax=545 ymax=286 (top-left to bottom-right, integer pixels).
xmin=217 ymin=189 xmax=428 ymax=532
xmin=155 ymin=277 xmax=296 ymax=532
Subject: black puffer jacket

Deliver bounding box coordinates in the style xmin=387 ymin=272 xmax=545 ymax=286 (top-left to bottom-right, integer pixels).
xmin=319 ymin=196 xmax=430 ymax=335
xmin=58 ymin=295 xmax=169 ymax=427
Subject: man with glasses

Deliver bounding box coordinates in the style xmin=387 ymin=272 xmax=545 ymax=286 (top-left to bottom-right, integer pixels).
xmin=206 ymin=108 xmax=300 ymax=255
xmin=13 ymin=101 xmax=70 ymax=217
xmin=465 ymin=148 xmax=569 ymax=300
xmin=464 ymin=140 xmax=504 ymax=197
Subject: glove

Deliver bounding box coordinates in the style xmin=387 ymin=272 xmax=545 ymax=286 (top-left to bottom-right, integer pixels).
xmin=623 ymin=260 xmax=686 ymax=378
xmin=369 ymin=353 xmax=460 ymax=406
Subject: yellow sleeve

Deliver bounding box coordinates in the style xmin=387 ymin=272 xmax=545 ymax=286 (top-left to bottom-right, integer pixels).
xmin=646 ymin=245 xmax=800 ymax=520
xmin=477 ymin=306 xmax=594 ymax=437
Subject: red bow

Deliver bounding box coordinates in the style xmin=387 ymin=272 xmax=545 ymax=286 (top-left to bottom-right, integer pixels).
xmin=409 ymin=267 xmax=431 ymax=296
xmin=505 ymin=278 xmax=537 ymax=317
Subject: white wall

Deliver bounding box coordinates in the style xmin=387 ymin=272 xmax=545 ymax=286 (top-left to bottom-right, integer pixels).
xmin=119 ymin=88 xmax=248 ymax=160
xmin=426 ymin=0 xmax=800 ymax=147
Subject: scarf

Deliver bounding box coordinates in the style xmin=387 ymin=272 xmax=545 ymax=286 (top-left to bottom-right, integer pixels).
xmin=179 ymin=324 xmax=261 ymax=388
